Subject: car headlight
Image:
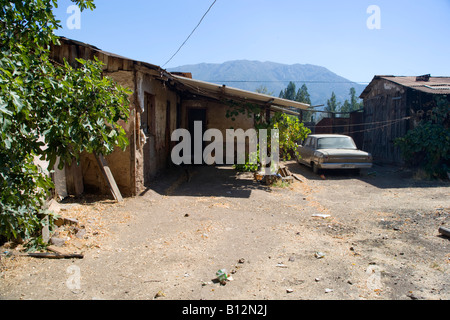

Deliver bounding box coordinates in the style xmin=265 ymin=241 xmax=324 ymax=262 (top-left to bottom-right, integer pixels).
xmin=315 ymin=152 xmax=328 ymax=163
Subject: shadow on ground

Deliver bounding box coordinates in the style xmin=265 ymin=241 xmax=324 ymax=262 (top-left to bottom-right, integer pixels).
xmin=285 ymin=161 xmax=449 ymax=189
xmin=140 ymin=164 xmax=271 ymax=199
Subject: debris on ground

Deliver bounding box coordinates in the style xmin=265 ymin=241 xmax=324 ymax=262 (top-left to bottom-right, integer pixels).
xmin=315 ymin=252 xmax=326 ymax=259
xmin=312 ymin=213 xmax=331 ymax=219
xmin=254 ymin=164 xmax=300 ymax=186
xmin=216 ymin=269 xmax=229 ymax=285
xmin=154 ymin=291 xmax=166 ymax=299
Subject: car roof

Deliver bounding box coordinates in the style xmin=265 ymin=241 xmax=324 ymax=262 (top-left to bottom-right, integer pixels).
xmin=308 ymin=134 xmax=351 ymax=138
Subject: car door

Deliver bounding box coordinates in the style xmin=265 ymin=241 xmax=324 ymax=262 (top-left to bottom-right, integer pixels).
xmin=300 ymin=137 xmax=314 ymax=165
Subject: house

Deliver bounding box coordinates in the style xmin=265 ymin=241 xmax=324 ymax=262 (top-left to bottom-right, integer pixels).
xmin=359 ymin=75 xmax=450 ymax=164
xmin=49 ymin=37 xmax=309 ymax=198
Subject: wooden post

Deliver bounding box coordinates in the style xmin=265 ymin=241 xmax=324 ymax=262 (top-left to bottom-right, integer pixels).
xmin=95 ymin=153 xmax=123 ymax=202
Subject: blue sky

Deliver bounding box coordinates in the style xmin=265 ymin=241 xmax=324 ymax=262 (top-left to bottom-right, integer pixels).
xmin=53 ymin=0 xmax=450 ymax=84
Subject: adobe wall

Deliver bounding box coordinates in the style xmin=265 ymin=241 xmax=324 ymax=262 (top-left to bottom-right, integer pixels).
xmin=135 ymin=71 xmax=179 ymax=192
xmin=181 ymin=100 xmax=255 ymax=164
xmin=79 ymin=70 xmax=136 ymax=196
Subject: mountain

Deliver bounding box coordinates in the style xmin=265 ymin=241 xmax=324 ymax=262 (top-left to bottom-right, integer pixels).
xmin=168 ymin=60 xmax=366 ymax=108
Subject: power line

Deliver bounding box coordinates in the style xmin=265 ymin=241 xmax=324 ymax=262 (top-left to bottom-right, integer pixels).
xmin=205 ymin=80 xmax=370 ymax=85
xmin=162 ymin=0 xmax=218 ymax=68
xmin=346 ymin=118 xmax=410 ymax=135
xmin=314 ymin=117 xmax=411 ymax=129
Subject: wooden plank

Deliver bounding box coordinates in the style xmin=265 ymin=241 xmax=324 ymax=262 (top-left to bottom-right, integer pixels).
xmin=95 ymin=153 xmax=123 ymax=202
xmin=65 ymin=160 xmax=84 ymax=196
xmin=439 ymin=226 xmax=450 ymax=238
xmin=23 ymin=252 xmax=84 ymax=259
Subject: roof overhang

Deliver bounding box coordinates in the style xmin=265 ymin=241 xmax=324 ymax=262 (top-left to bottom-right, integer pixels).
xmin=171 ymin=75 xmax=310 ymax=113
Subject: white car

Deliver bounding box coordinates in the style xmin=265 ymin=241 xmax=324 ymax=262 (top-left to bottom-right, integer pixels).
xmin=297 ymin=134 xmax=373 ymax=174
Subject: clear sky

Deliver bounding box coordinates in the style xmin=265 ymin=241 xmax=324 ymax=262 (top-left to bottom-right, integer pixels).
xmin=53 ymin=0 xmax=450 ymax=84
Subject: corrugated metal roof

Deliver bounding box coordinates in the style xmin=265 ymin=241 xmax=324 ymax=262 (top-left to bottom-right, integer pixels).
xmin=171 ymin=75 xmax=310 ymax=111
xmin=361 ymin=75 xmax=450 ymax=98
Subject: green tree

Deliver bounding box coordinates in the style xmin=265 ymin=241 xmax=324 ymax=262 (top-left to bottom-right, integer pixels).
xmin=340 ymin=100 xmax=351 ymax=114
xmin=271 ymin=113 xmax=311 ymax=161
xmin=395 ymin=97 xmax=450 ymax=179
xmin=295 ymin=84 xmax=311 ymax=105
xmin=295 ymin=84 xmax=314 ymax=122
xmin=0 ymin=0 xmax=131 ymax=244
xmin=279 ymin=81 xmax=297 ymax=101
xmin=349 ymin=87 xmax=363 ymax=111
xmin=325 ymin=91 xmax=338 ymax=116
xmin=255 ymin=85 xmax=274 ymax=96
xmin=338 ymin=88 xmax=363 ymax=116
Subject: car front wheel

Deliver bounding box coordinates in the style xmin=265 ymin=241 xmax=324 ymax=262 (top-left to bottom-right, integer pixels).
xmin=312 ymin=162 xmax=320 ymax=174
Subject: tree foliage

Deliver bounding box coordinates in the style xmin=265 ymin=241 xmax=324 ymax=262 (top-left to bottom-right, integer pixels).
xmin=395 ymin=97 xmax=450 ymax=179
xmin=279 ymin=82 xmax=314 ymax=122
xmin=0 ymin=0 xmax=131 ymax=243
xmin=226 ymin=102 xmax=311 ymax=172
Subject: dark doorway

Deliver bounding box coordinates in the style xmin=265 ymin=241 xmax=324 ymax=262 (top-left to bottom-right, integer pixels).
xmin=188 ymin=108 xmax=207 ymax=164
xmin=143 ymin=93 xmax=156 ymax=186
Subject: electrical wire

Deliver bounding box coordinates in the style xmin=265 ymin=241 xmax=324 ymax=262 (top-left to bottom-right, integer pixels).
xmin=205 ymin=80 xmax=370 ymax=85
xmin=162 ymin=0 xmax=218 ymax=68
xmin=314 ymin=117 xmax=411 ymax=129
xmin=346 ymin=117 xmax=410 ymax=135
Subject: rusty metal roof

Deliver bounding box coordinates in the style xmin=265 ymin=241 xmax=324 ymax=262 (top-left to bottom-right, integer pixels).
xmin=171 ymin=75 xmax=310 ymax=111
xmin=361 ymin=75 xmax=450 ymax=98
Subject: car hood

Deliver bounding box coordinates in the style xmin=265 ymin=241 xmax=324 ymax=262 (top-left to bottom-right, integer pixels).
xmin=318 ymin=149 xmax=370 ymax=157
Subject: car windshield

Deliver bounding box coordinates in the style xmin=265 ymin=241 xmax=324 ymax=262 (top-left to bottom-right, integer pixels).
xmin=317 ymin=137 xmax=357 ymax=150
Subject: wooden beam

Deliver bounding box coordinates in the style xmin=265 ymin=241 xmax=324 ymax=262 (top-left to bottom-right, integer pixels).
xmin=95 ymin=153 xmax=123 ymax=202
xmin=439 ymin=226 xmax=450 ymax=238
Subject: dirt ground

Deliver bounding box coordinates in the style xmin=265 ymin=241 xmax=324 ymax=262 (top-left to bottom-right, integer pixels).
xmin=1 ymin=161 xmax=449 ymax=300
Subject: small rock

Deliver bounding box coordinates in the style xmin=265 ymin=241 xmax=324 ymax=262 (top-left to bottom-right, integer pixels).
xmin=184 ymin=214 xmax=189 ymax=217
xmin=64 ymin=217 xmax=79 ymax=226
xmin=50 ymin=237 xmax=66 ymax=247
xmin=315 ymin=278 xmax=321 ymax=282
xmin=288 ymin=256 xmax=295 ymax=262
xmin=325 ymin=288 xmax=334 ymax=293
xmin=75 ymin=228 xmax=86 ymax=239
xmin=286 ymin=288 xmax=294 ymax=293
xmin=238 ymin=258 xmax=245 ymax=264
xmin=154 ymin=291 xmax=165 ymax=299
xmin=315 ymin=252 xmax=325 ymax=259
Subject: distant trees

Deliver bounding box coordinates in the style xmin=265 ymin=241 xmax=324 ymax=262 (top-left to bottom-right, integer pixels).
xmin=325 ymin=92 xmax=338 ymax=115
xmin=326 ymin=88 xmax=363 ymax=117
xmin=266 ymin=82 xmax=364 ymax=123
xmin=255 ymin=85 xmax=274 ymax=96
xmin=279 ymin=82 xmax=314 ymax=122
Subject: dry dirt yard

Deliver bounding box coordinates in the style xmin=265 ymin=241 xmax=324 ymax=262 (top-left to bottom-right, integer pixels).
xmin=1 ymin=161 xmax=449 ymax=300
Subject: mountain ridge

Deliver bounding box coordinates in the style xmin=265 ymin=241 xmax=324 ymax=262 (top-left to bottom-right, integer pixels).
xmin=168 ymin=60 xmax=366 ymax=107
